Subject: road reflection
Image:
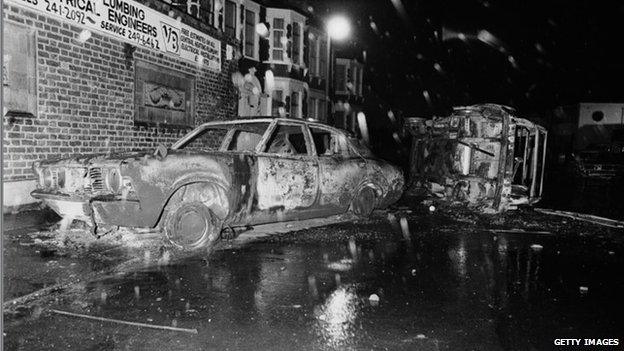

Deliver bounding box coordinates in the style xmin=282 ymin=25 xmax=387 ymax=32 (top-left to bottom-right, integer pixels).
xmin=5 ymin=217 xmax=623 ymax=350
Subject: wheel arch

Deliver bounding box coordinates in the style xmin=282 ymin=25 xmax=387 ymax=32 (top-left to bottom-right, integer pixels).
xmin=156 ymin=174 xmax=230 ymax=227
xmin=350 ymin=180 xmax=382 ymax=208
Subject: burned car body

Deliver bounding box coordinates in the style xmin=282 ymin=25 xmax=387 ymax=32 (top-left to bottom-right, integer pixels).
xmin=405 ymin=104 xmax=547 ymax=212
xmin=31 ymin=118 xmax=404 ymax=249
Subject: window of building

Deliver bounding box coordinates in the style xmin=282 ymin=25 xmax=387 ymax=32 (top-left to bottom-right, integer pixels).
xmin=351 ymin=66 xmax=358 ymax=94
xmin=308 ymin=98 xmax=317 ymax=118
xmin=201 ymin=0 xmax=215 ymax=26
xmin=187 ymin=0 xmax=200 ymax=18
xmin=292 ymin=22 xmax=301 ymax=64
xmin=272 ymin=18 xmax=285 ymax=61
xmin=357 ymin=67 xmax=363 ymax=95
xmin=319 ymin=37 xmax=327 ymax=78
xmin=334 ymin=64 xmax=346 ymax=92
xmin=244 ymin=9 xmax=256 ymax=58
xmin=224 ymin=0 xmax=236 ymax=37
xmin=317 ymin=100 xmax=326 ymax=121
xmin=272 ymin=90 xmax=284 ymax=116
xmin=309 ymin=35 xmax=318 ymax=76
xmin=290 ymin=91 xmax=300 ymax=118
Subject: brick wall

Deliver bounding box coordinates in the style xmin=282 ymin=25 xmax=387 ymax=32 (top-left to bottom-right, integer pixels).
xmin=2 ymin=0 xmax=239 ymax=182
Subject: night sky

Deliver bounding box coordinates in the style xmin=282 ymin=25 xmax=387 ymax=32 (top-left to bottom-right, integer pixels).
xmin=312 ymin=0 xmax=624 ymax=118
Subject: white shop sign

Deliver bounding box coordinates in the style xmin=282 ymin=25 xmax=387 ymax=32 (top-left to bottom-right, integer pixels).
xmin=6 ymin=0 xmax=221 ymax=71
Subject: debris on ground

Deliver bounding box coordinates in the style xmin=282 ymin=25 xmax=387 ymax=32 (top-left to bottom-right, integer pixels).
xmin=535 ymin=208 xmax=624 ymax=229
xmin=50 ymin=309 xmax=198 ymax=334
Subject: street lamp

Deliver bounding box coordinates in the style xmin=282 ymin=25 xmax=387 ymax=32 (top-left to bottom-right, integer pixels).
xmin=325 ymin=15 xmax=351 ymax=123
xmin=327 ymin=16 xmax=351 ymax=41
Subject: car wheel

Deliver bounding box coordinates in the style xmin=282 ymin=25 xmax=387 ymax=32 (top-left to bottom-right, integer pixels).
xmin=164 ymin=201 xmax=220 ymax=251
xmin=351 ymin=186 xmax=376 ymax=218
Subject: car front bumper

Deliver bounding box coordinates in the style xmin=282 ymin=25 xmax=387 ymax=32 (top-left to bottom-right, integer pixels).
xmin=31 ymin=190 xmax=150 ymax=228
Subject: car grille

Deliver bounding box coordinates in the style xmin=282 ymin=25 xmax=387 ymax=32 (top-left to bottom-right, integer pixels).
xmin=85 ymin=167 xmax=105 ymax=192
xmin=50 ymin=169 xmax=60 ymax=188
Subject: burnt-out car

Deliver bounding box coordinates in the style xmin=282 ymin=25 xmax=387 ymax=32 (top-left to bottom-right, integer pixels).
xmin=31 ymin=118 xmax=404 ymax=250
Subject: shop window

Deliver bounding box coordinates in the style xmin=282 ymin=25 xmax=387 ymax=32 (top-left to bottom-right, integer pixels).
xmin=224 ymin=0 xmax=236 ymax=37
xmin=244 ymin=10 xmax=256 ymax=58
xmin=272 ymin=18 xmax=285 ymax=61
xmin=292 ymin=22 xmax=301 ymax=64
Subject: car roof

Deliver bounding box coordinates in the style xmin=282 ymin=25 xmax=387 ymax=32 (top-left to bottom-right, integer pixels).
xmin=197 ymin=118 xmax=351 ymax=136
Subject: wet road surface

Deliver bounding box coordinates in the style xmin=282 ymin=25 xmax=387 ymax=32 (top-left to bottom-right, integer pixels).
xmin=3 ymin=207 xmax=624 ymax=350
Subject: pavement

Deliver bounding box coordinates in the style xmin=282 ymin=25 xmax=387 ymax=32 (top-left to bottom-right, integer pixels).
xmin=2 ymin=201 xmax=624 ymax=350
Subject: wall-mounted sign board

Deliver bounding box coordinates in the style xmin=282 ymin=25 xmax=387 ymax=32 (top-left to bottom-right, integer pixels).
xmin=6 ymin=0 xmax=221 ymax=71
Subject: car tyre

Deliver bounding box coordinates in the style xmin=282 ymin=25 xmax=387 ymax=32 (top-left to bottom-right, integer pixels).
xmin=164 ymin=201 xmax=220 ymax=251
xmin=351 ymin=186 xmax=376 ymax=218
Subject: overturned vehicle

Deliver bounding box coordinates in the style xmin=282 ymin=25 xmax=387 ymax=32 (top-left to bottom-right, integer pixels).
xmin=31 ymin=118 xmax=404 ymax=250
xmin=405 ymin=104 xmax=547 ymax=212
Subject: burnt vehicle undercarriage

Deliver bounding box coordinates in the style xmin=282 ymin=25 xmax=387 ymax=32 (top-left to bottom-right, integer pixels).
xmin=405 ymin=104 xmax=548 ymax=212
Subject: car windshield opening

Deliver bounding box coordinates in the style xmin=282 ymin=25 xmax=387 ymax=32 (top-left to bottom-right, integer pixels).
xmin=175 ymin=122 xmax=269 ymax=151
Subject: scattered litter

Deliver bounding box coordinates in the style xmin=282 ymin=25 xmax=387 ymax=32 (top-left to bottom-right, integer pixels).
xmin=411 ymin=269 xmax=417 ymax=276
xmin=416 ymin=334 xmax=426 ymax=339
xmin=535 ymin=208 xmax=624 ymax=229
xmin=530 ymin=244 xmax=543 ymax=251
xmin=489 ymin=229 xmax=553 ymax=235
xmin=579 ymin=286 xmax=589 ymax=294
xmin=50 ymin=309 xmax=198 ymax=334
xmin=156 ymin=297 xmax=162 ymax=302
xmin=369 ymin=294 xmax=380 ymax=303
xmin=428 ymin=205 xmax=436 ymax=212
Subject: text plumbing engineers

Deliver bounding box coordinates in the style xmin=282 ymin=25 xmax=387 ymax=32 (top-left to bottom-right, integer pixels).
xmin=102 ymin=0 xmax=158 ymax=39
xmin=11 ymin=0 xmax=222 ymax=70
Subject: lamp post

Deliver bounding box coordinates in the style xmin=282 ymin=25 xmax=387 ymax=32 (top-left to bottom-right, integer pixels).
xmin=325 ymin=15 xmax=351 ymax=123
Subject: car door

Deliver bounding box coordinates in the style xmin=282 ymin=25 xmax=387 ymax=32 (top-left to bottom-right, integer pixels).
xmin=253 ymin=121 xmax=319 ymax=223
xmin=309 ymin=126 xmax=364 ymax=214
